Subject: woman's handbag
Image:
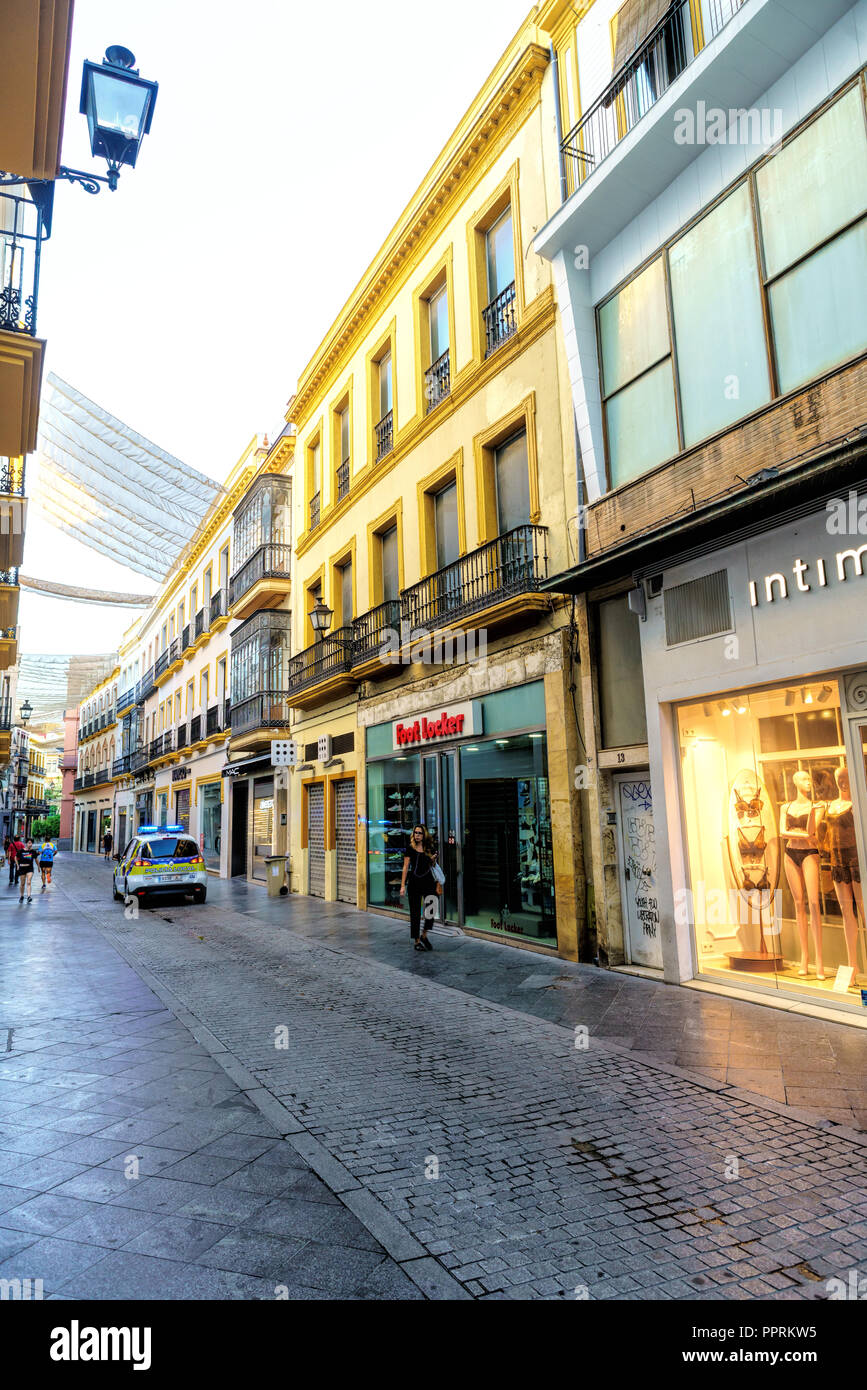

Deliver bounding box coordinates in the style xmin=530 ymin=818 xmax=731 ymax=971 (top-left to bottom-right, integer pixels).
xmin=431 ymin=860 xmax=446 ymax=886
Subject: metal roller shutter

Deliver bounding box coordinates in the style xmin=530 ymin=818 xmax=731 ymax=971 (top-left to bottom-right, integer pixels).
xmin=335 ymin=780 xmax=357 ymax=904
xmin=307 ymin=784 xmax=325 ymax=898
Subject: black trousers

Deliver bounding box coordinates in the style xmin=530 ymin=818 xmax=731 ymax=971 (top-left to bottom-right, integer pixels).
xmin=408 ymin=882 xmax=436 ymax=939
xmin=8 ymin=859 xmax=16 ymax=885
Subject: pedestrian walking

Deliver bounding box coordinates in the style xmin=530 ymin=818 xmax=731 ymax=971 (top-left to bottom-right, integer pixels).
xmin=399 ymin=824 xmax=441 ymax=952
xmin=7 ymin=834 xmax=22 ymax=887
xmin=16 ymin=838 xmax=35 ymax=903
xmin=103 ymin=829 xmax=113 ymax=861
xmin=38 ymin=836 xmax=56 ymax=889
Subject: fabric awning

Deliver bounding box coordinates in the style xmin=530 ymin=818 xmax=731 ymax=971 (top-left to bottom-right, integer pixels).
xmin=612 ymin=0 xmax=675 ymax=71
xmin=35 ymin=374 xmax=223 ymax=583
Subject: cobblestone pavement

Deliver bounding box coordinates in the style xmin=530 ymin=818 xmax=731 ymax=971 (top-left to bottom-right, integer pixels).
xmin=17 ymin=854 xmax=862 ymax=1302
xmin=0 ymin=870 xmax=417 ymax=1300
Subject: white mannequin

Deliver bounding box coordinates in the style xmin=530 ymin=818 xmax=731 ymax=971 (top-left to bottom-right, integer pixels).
xmin=780 ymin=770 xmax=824 ymax=979
xmin=815 ymin=766 xmax=864 ymax=985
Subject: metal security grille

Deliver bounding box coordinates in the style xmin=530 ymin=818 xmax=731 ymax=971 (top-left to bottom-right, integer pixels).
xmin=335 ymin=781 xmax=357 ymax=904
xmin=307 ymin=784 xmax=325 ymax=898
xmin=664 ymin=569 xmax=731 ymax=646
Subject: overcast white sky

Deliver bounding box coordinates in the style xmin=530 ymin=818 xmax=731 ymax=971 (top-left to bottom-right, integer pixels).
xmin=20 ymin=0 xmax=533 ymax=688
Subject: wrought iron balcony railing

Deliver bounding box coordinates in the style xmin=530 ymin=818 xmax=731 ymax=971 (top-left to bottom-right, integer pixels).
xmin=229 ymin=691 xmax=293 ymax=735
xmin=0 ymin=697 xmax=11 ymax=730
xmin=190 ymin=715 xmax=202 ymax=744
xmin=375 ymin=411 xmax=394 ymax=462
xmin=116 ymin=687 xmax=135 ymax=711
xmin=425 ymin=350 xmax=451 ymax=413
xmin=154 ymin=650 xmax=169 ymax=680
xmin=194 ymin=607 xmax=207 ymax=640
xmin=560 ymin=0 xmax=745 ymax=194
xmin=0 ymin=187 xmax=45 ymax=338
xmin=205 ymin=703 xmax=220 ymax=737
xmin=168 ymin=636 xmax=181 ymax=666
xmin=286 ymin=627 xmax=354 ymax=698
xmin=352 ymin=598 xmax=402 ymax=668
xmin=0 ymin=458 xmax=26 ymax=496
xmin=209 ymin=588 xmax=228 ymax=626
xmin=482 ymin=283 xmax=517 ymax=357
xmin=229 ymin=543 xmax=292 ymax=608
xmin=131 ymin=747 xmax=149 ymax=773
xmin=336 ymin=459 xmax=350 ymax=502
xmin=112 ymin=755 xmax=131 ymax=777
xmin=136 ymin=666 xmax=155 ymax=703
xmin=176 ymin=722 xmax=189 ymax=751
xmin=309 ymin=492 xmax=320 ymax=531
xmin=182 ymin=623 xmax=192 ymax=651
xmin=402 ymin=524 xmax=548 ymax=630
xmin=148 ymin=731 xmax=174 ymax=763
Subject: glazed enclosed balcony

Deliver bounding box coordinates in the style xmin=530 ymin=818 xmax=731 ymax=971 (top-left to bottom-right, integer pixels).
xmin=538 ymin=0 xmax=854 ymax=261
xmin=230 ymin=473 xmax=292 ymax=621
xmin=0 ymin=457 xmax=27 ymax=569
xmin=229 ymin=609 xmax=292 ymax=751
xmin=0 ymin=186 xmax=46 ymax=458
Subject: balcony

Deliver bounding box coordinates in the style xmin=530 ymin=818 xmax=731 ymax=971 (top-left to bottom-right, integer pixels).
xmin=375 ymin=411 xmax=393 ymax=462
xmin=0 ymin=0 xmax=74 ymax=181
xmin=154 ymin=649 xmax=169 ymax=681
xmin=176 ymin=721 xmax=189 ymax=752
xmin=116 ymin=686 xmax=135 ymax=714
xmin=538 ymin=0 xmax=853 ymax=261
xmin=130 ymin=747 xmax=149 ymax=774
xmin=136 ymin=665 xmax=155 ymax=704
xmin=286 ymin=627 xmax=355 ymax=708
xmin=309 ymin=492 xmax=320 ymax=532
xmin=230 ymin=691 xmax=293 ymax=737
xmin=424 ymin=350 xmax=451 ymax=413
xmin=189 ymin=714 xmax=202 ymax=745
xmin=351 ymin=598 xmax=402 ymax=672
xmin=0 ymin=188 xmax=46 ymax=458
xmin=229 ymin=542 xmax=292 ymax=622
xmin=0 ymin=697 xmax=11 ymax=730
xmin=336 ymin=460 xmax=350 ymax=503
xmin=112 ymin=754 xmax=131 ymax=778
xmin=193 ymin=606 xmax=207 ymax=643
xmin=231 ymin=473 xmax=292 ymax=620
xmin=148 ymin=731 xmax=174 ymax=764
xmin=0 ymin=624 xmax=17 ymax=670
xmin=182 ymin=623 xmax=192 ymax=652
xmin=0 ymin=567 xmax=19 ymax=630
xmin=0 ymin=458 xmax=26 ymax=569
xmin=482 ymin=284 xmax=517 ymax=357
xmin=209 ymin=587 xmax=229 ymax=630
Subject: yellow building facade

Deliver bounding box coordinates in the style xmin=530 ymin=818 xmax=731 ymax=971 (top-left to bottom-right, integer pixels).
xmin=229 ymin=14 xmax=588 ymax=958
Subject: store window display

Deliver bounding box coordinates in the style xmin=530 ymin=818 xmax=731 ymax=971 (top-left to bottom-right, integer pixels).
xmin=678 ymin=680 xmax=866 ymax=996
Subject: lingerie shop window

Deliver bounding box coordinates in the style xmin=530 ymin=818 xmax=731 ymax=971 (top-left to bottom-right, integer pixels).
xmin=677 ymin=680 xmax=865 ymax=996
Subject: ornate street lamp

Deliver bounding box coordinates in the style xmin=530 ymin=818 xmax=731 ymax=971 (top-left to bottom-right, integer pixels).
xmin=1 ymin=45 xmax=158 ymax=200
xmin=309 ymin=598 xmax=333 ymax=638
xmin=19 ymin=699 xmax=32 ymax=724
xmin=79 ymin=47 xmax=159 ymax=191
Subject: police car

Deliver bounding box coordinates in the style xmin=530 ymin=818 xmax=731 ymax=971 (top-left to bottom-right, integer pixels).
xmin=112 ymin=826 xmax=208 ymax=906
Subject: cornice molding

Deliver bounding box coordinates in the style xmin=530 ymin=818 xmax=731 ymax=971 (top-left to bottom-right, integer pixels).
xmin=288 ymin=43 xmax=550 ymax=431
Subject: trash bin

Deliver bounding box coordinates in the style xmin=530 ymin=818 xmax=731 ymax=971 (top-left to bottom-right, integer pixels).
xmin=265 ymin=855 xmax=289 ymax=898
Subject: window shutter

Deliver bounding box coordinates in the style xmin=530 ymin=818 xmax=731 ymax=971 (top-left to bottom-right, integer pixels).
xmin=612 ymin=0 xmax=674 ymax=73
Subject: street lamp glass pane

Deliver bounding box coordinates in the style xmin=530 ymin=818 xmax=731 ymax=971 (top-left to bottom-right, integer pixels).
xmin=92 ymin=72 xmax=149 ymax=138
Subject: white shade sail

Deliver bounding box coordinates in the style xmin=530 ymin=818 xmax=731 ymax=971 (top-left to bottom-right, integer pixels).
xmin=35 ymin=374 xmax=223 ymax=582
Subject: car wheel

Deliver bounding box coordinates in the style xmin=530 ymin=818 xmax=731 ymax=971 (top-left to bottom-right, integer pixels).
xmin=194 ymin=887 xmax=207 ymax=904
xmin=112 ymin=878 xmax=121 ymax=901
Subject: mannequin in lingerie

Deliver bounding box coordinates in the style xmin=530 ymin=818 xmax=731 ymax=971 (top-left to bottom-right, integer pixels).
xmin=815 ymin=766 xmax=864 ymax=987
xmin=780 ymin=770 xmax=825 ymax=979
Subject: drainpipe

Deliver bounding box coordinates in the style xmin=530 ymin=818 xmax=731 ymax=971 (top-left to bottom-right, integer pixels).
xmin=550 ymin=45 xmax=569 ymax=206
xmin=574 ymin=413 xmax=587 ymax=566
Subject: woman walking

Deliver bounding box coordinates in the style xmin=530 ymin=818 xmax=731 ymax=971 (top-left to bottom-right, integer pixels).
xmin=16 ymin=838 xmax=35 ymax=904
xmin=399 ymin=824 xmax=439 ymax=952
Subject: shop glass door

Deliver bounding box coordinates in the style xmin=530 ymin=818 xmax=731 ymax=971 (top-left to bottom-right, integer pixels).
xmin=422 ymin=752 xmax=460 ymax=922
xmin=252 ymin=777 xmax=274 ymax=882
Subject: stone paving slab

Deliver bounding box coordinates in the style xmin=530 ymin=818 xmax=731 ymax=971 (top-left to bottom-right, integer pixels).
xmin=0 ymin=870 xmax=411 ymax=1300
xmin=55 ymin=854 xmax=867 ymax=1301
